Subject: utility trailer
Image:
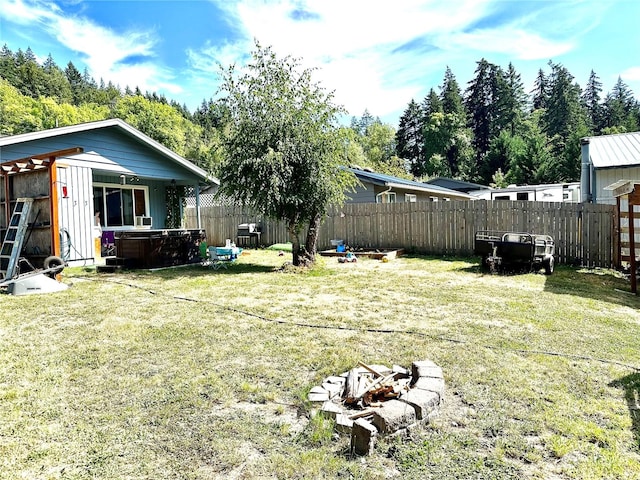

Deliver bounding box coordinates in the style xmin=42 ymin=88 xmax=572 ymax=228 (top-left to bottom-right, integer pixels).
xmin=474 ymin=231 xmax=555 ymax=275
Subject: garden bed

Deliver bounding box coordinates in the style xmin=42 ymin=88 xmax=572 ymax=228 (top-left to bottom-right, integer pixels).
xmin=319 ymin=248 xmax=404 ymax=260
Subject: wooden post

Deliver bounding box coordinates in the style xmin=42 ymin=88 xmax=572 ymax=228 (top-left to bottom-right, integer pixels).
xmin=629 ymin=197 xmax=637 ymax=294
xmin=49 ymin=156 xmax=61 ymax=259
xmin=615 ymin=196 xmax=621 ymax=269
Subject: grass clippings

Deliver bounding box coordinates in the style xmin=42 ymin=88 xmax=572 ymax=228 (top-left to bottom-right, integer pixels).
xmin=1 ymin=250 xmax=640 ymax=479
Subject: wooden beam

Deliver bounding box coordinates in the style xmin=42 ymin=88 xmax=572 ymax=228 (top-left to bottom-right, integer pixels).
xmin=0 ymin=147 xmax=83 ymax=177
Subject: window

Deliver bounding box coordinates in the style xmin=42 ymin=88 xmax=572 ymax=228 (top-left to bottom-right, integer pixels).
xmin=376 ymin=191 xmax=396 ymax=204
xmin=93 ymin=184 xmax=149 ymax=228
xmin=517 ymin=192 xmax=529 ymax=201
xmin=494 ymin=195 xmax=510 ymax=201
xmin=429 ymin=196 xmax=438 ymax=202
xmin=404 ymin=194 xmax=417 ymax=203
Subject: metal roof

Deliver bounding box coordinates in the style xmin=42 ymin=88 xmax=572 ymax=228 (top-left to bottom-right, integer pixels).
xmin=0 ymin=118 xmax=218 ymax=184
xmin=586 ymin=131 xmax=640 ymax=169
xmin=346 ymin=167 xmax=475 ymax=199
xmin=425 ymin=176 xmax=491 ymax=192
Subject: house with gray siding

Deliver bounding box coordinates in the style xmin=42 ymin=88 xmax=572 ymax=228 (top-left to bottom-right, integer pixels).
xmin=346 ymin=167 xmax=474 ymax=203
xmin=0 ymin=119 xmax=216 ymax=267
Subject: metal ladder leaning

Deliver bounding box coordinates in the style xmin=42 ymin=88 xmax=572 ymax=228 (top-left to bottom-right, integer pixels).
xmin=0 ymin=198 xmax=34 ymax=280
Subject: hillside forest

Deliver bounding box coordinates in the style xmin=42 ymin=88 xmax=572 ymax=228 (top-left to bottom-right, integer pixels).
xmin=1 ymin=46 xmax=639 ymax=187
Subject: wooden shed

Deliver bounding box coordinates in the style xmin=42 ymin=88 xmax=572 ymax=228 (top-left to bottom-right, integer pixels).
xmin=607 ymin=180 xmax=640 ymax=294
xmin=0 ymin=119 xmax=217 ymax=270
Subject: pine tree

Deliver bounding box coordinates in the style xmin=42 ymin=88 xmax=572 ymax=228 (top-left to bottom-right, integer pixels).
xmin=440 ymin=66 xmax=465 ymax=116
xmin=581 ymin=70 xmax=603 ymax=133
xmin=422 ymin=88 xmax=442 ymax=117
xmin=395 ymin=99 xmax=424 ymax=175
xmin=0 ymin=44 xmax=17 ymax=85
xmin=42 ymin=53 xmax=72 ymax=103
xmin=543 ymin=61 xmax=584 ymax=140
xmin=603 ymin=77 xmax=637 ymax=131
xmin=495 ymin=63 xmax=527 ymax=136
xmin=465 ymin=59 xmax=496 ymax=161
xmin=531 ymin=68 xmax=548 ymax=111
xmin=350 ymin=110 xmax=379 ymax=136
xmin=65 ymin=61 xmax=84 ymax=105
xmin=541 ymin=62 xmax=587 ymax=182
xmin=16 ymin=48 xmax=47 ymax=98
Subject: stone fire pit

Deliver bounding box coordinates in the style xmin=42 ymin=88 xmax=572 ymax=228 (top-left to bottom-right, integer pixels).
xmin=307 ymin=359 xmax=444 ymax=455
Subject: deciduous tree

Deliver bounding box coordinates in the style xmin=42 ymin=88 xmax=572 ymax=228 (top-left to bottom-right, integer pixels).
xmin=217 ymin=43 xmax=356 ymax=267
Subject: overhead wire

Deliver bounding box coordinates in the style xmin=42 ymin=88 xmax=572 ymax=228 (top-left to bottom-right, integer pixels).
xmin=74 ymin=275 xmax=640 ymax=372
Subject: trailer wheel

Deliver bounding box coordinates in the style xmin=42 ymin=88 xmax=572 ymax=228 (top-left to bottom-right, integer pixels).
xmin=479 ymin=256 xmax=490 ymax=272
xmin=543 ymin=256 xmax=554 ymax=275
xmin=44 ymin=255 xmax=65 ymax=277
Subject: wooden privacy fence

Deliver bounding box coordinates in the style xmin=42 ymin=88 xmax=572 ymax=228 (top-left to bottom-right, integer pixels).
xmin=185 ymin=200 xmax=616 ymax=268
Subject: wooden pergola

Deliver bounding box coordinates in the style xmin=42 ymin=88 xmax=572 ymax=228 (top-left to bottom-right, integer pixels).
xmin=0 ymin=147 xmax=82 ymax=261
xmin=607 ymin=180 xmax=640 ymax=294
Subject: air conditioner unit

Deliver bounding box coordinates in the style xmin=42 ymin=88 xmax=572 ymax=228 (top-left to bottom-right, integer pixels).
xmin=135 ymin=216 xmax=152 ymax=227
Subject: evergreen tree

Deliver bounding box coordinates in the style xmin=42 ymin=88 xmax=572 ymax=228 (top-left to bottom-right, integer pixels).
xmin=543 ymin=61 xmax=584 ymax=140
xmin=531 ymin=68 xmax=548 ymax=111
xmin=603 ymin=77 xmax=637 ymax=131
xmin=16 ymin=51 xmax=47 ymax=98
xmin=350 ymin=110 xmax=379 ymax=136
xmin=495 ymin=63 xmax=527 ymax=135
xmin=193 ymin=98 xmax=225 ymax=135
xmin=395 ymin=99 xmax=423 ymax=175
xmin=440 ymin=66 xmax=465 ymax=116
xmin=464 ymin=58 xmax=497 ymax=161
xmin=42 ymin=53 xmax=72 ymax=103
xmin=421 ymin=88 xmax=442 ymax=117
xmin=484 ymin=131 xmax=524 ymax=185
xmin=65 ymin=62 xmax=84 ymax=105
xmin=581 ymin=70 xmax=603 ymax=133
xmin=0 ymin=44 xmax=18 ymax=85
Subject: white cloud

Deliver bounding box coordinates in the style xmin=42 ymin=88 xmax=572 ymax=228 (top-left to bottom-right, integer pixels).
xmin=447 ymin=28 xmax=575 ymax=61
xmin=187 ymin=41 xmax=250 ymax=75
xmin=3 ymin=0 xmax=629 ymax=122
xmin=0 ymin=0 xmax=59 ymax=24
xmin=1 ymin=0 xmax=182 ymax=94
xmin=621 ymin=67 xmax=640 ymax=82
xmin=203 ymin=0 xmax=584 ymax=121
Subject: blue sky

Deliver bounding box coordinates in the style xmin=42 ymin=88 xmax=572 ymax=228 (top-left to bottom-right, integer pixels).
xmin=1 ymin=0 xmax=639 ymax=126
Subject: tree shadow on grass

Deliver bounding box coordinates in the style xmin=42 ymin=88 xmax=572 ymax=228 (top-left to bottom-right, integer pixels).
xmin=444 ymin=255 xmax=640 ymax=310
xmin=541 ymin=265 xmax=640 ymax=310
xmin=157 ymin=261 xmax=279 ymax=279
xmin=609 ymin=372 xmax=640 ymax=449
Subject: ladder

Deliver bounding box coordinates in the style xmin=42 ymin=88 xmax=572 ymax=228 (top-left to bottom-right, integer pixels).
xmin=0 ymin=198 xmax=34 ymax=280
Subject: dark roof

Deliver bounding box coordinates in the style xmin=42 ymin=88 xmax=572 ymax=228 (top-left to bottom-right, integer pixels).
xmin=425 ymin=176 xmax=490 ymax=193
xmin=346 ymin=168 xmax=474 ymax=199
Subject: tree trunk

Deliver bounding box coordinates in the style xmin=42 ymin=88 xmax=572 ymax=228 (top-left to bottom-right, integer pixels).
xmin=288 ymin=220 xmax=303 ymax=266
xmin=301 ymin=213 xmax=322 ymax=266
xmin=287 ymin=213 xmax=321 ymax=267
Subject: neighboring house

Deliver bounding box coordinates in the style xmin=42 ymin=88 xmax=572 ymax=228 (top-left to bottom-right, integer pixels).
xmin=346 ymin=167 xmax=475 ymax=203
xmin=0 ymin=119 xmax=217 ymax=267
xmin=580 ymin=131 xmax=640 ymax=204
xmin=426 ymin=176 xmax=579 ymax=202
xmin=468 ymin=182 xmax=580 ymax=202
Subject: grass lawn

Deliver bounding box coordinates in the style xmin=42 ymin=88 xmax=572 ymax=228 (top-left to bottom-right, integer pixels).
xmin=1 ymin=249 xmax=640 ymax=479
